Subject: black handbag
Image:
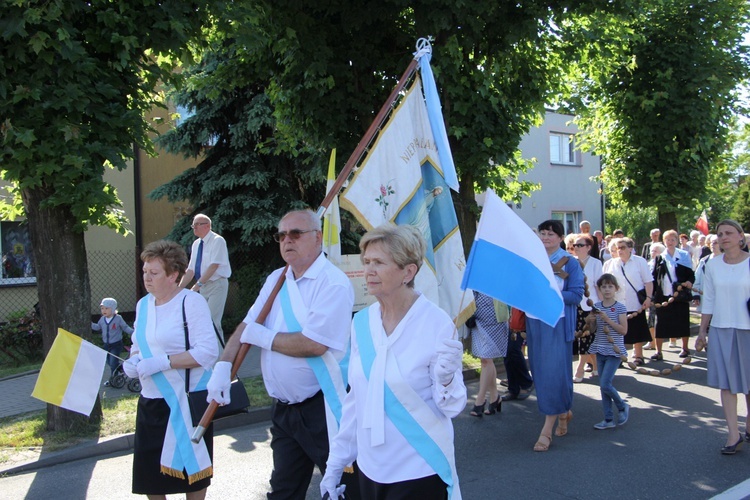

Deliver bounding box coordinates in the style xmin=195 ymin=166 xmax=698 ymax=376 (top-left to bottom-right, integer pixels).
xmin=181 ymin=298 xmax=250 ymax=427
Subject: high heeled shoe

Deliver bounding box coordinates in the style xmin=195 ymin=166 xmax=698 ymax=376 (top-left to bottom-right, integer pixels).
xmin=484 ymin=397 xmax=501 ymax=415
xmin=470 ymin=402 xmax=485 ymax=418
xmin=721 ymin=435 xmax=743 ymax=455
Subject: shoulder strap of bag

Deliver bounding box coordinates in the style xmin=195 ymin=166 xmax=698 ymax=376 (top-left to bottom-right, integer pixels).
xmin=182 ymin=297 xmax=190 ymax=394
xmin=620 ymin=262 xmax=640 ymax=293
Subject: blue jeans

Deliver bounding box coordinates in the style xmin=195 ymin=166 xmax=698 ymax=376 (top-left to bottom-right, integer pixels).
xmin=103 ymin=341 xmax=123 ymax=376
xmin=596 ymin=353 xmax=625 ymax=421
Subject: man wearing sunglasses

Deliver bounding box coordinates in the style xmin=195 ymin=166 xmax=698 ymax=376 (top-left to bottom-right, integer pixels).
xmin=207 ymin=209 xmax=357 ymax=499
xmin=179 ymin=214 xmax=232 ymax=340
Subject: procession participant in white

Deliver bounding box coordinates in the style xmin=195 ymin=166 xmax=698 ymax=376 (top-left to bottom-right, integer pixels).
xmin=321 ymin=224 xmax=466 ymax=500
xmin=179 ymin=214 xmax=232 ymax=339
xmin=125 ymin=240 xmax=219 ymax=498
xmin=697 ymin=219 xmax=750 ymax=455
xmin=206 ymin=209 xmax=357 ymax=499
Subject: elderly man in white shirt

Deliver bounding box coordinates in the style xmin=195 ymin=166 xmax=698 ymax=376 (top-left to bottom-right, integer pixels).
xmin=207 ymin=209 xmax=357 ymax=499
xmin=180 ymin=214 xmax=232 ymax=339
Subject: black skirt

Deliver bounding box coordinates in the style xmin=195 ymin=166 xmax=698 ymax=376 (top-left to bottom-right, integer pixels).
xmin=654 ymin=301 xmax=691 ymax=339
xmin=132 ymin=396 xmax=213 ymax=495
xmin=624 ymin=310 xmax=651 ymax=344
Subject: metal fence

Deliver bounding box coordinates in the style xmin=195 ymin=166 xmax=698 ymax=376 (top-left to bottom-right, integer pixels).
xmin=0 ymin=247 xmax=281 ymax=328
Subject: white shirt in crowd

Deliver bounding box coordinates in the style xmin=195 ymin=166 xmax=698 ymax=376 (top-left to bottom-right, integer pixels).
xmin=188 ymin=230 xmax=232 ymax=281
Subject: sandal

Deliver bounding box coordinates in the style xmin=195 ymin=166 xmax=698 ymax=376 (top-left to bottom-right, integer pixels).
xmin=633 ymin=356 xmax=645 ymax=366
xmin=533 ymin=433 xmax=552 ymax=452
xmin=470 ymin=402 xmax=485 ymax=418
xmin=555 ymin=410 xmax=573 ymax=437
xmin=650 ymin=352 xmax=663 ymax=361
xmin=485 ymin=397 xmax=501 ymax=415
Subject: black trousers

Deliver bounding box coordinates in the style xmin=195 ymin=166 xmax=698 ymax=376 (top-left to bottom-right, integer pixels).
xmin=358 ymin=471 xmax=447 ymax=500
xmin=267 ymin=391 xmax=359 ymax=499
xmin=504 ymin=331 xmax=533 ymax=396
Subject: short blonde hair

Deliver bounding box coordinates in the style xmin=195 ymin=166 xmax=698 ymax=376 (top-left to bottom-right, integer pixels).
xmin=359 ymin=224 xmax=425 ymax=288
xmin=662 ymin=229 xmax=678 ymax=242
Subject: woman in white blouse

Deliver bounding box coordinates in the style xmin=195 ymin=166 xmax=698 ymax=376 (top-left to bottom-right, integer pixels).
xmin=697 ymin=220 xmax=750 ymax=455
xmin=321 ymin=224 xmax=466 ymax=499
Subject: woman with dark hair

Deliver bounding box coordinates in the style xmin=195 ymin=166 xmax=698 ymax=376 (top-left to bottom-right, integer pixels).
xmin=697 ymin=219 xmax=750 ymax=455
xmin=572 ymin=233 xmax=603 ymax=383
xmin=525 ymin=220 xmax=585 ymax=452
xmin=603 ymin=237 xmax=654 ymax=366
xmin=123 ymin=240 xmax=219 ymax=499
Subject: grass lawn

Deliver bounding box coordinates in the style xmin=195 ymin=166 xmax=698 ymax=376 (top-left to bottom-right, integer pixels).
xmin=0 ymin=375 xmax=272 ymax=465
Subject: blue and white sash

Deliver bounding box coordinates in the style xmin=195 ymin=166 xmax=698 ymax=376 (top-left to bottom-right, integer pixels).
xmin=134 ymin=295 xmax=212 ymax=484
xmin=354 ymin=307 xmax=461 ymax=499
xmin=277 ymin=280 xmax=348 ymax=445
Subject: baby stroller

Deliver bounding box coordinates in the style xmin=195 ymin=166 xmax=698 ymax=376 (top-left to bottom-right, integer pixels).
xmin=109 ymin=362 xmax=142 ymax=393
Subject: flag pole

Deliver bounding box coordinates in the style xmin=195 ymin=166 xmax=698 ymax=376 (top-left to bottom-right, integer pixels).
xmin=193 ymin=53 xmax=422 ymax=444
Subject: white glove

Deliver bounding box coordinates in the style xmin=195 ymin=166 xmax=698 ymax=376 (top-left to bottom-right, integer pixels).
xmin=240 ymin=322 xmax=278 ymax=351
xmin=206 ymin=361 xmax=233 ymax=405
xmin=136 ymin=354 xmax=171 ymax=379
xmin=320 ymin=465 xmax=346 ymax=499
xmin=122 ymin=354 xmax=141 ymax=378
xmin=435 ymin=338 xmax=463 ymax=385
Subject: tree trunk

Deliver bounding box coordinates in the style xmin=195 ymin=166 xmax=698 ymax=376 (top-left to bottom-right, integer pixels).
xmin=658 ymin=210 xmax=679 ymax=233
xmin=455 ymin=173 xmax=478 ymax=258
xmin=21 ymin=185 xmax=102 ymax=430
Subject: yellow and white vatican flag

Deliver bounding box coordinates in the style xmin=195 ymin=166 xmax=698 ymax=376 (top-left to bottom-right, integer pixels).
xmin=323 ymin=149 xmax=342 ymax=264
xmin=32 ymin=328 xmax=107 ymax=416
xmin=340 ymin=76 xmax=471 ymax=323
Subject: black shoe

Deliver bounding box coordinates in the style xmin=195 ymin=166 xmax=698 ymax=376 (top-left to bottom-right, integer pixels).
xmin=721 ymin=435 xmax=743 ymax=455
xmin=485 ymin=397 xmax=501 ymax=415
xmin=501 ymin=393 xmax=518 ymax=401
xmin=650 ymin=352 xmax=663 ymax=361
xmin=679 ymin=349 xmax=690 ymax=358
xmin=469 ymin=402 xmax=485 ymax=418
xmin=745 ymin=431 xmax=750 ymax=442
xmin=516 ymin=385 xmax=534 ymax=400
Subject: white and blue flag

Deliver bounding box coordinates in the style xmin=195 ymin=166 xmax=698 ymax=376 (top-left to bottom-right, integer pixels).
xmin=461 ymin=189 xmax=564 ymax=327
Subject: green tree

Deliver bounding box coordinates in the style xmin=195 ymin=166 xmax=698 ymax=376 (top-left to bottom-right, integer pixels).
xmin=181 ymin=1 xmax=584 ymax=255
xmin=0 ymin=0 xmax=212 ymax=430
xmin=567 ymin=0 xmax=750 ymax=232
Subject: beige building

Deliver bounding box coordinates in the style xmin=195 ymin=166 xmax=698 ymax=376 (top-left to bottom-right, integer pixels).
xmin=0 ymin=105 xmax=196 ymax=321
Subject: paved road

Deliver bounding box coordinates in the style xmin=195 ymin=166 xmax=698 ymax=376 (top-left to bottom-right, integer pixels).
xmin=1 ymin=347 xmax=749 ymax=499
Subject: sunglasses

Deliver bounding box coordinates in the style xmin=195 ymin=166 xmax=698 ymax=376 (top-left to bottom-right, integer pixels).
xmin=573 ymin=243 xmax=588 ymax=248
xmin=273 ymin=229 xmax=317 ymax=242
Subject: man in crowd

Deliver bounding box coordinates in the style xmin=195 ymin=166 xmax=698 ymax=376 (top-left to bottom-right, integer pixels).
xmin=579 ymin=220 xmax=601 ymax=259
xmin=179 ymin=214 xmax=232 ymax=338
xmin=207 ymin=209 xmax=358 ymax=499
xmin=641 ymin=228 xmax=661 ymax=259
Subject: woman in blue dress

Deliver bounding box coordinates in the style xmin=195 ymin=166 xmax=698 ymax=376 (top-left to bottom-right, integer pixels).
xmin=526 ymin=220 xmax=585 ymax=452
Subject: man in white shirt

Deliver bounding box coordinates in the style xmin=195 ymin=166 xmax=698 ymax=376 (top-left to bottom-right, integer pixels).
xmin=207 ymin=209 xmax=357 ymax=499
xmin=179 ymin=214 xmax=232 ymax=338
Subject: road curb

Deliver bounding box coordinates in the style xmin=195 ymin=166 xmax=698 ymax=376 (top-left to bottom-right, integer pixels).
xmin=0 ymin=367 xmax=484 ymax=476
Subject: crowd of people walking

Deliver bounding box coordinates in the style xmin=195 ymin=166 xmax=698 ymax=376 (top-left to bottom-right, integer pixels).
xmin=115 ymin=210 xmax=748 ymax=499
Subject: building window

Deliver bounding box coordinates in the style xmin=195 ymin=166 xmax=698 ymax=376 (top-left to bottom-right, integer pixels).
xmin=550 ymin=132 xmax=577 ymax=165
xmin=1 ymin=221 xmax=36 ymax=286
xmin=552 ymin=212 xmax=580 ymax=236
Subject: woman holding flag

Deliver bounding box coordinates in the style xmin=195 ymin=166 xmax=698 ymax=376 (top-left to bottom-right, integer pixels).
xmin=123 ymin=240 xmax=219 ymax=498
xmin=321 ymin=224 xmax=465 ymax=499
xmin=526 ymin=220 xmax=585 ymax=452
